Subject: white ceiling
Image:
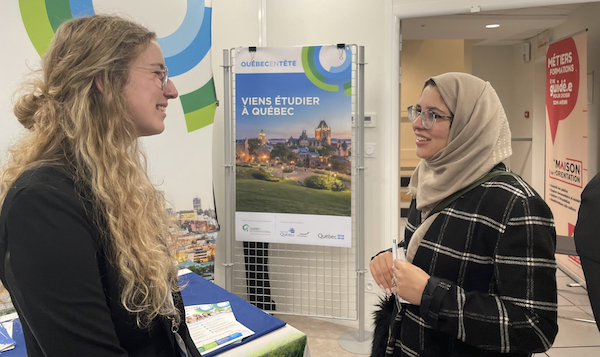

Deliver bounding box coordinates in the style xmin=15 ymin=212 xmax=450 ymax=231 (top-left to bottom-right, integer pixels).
xmin=401 ymin=4 xmax=584 ymax=45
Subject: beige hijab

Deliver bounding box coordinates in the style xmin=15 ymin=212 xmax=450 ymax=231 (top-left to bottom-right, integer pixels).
xmin=406 ymin=72 xmax=512 ymax=262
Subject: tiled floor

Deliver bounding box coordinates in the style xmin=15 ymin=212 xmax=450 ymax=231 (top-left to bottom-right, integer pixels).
xmin=276 ymin=268 xmax=600 ymax=357
xmin=276 ymin=314 xmax=361 ymax=357
xmin=534 ymin=268 xmax=600 ymax=357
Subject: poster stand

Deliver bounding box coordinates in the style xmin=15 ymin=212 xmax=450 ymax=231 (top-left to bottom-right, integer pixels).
xmin=337 ymin=45 xmax=371 ymax=354
xmin=223 ymin=50 xmax=235 ymax=292
xmin=222 ymin=45 xmax=371 ymax=353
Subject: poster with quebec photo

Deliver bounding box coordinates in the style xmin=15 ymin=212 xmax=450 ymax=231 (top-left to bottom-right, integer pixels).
xmin=234 ymin=45 xmax=352 ymax=248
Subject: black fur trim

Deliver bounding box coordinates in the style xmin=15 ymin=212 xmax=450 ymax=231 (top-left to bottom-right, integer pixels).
xmin=371 ymin=295 xmax=395 ymax=357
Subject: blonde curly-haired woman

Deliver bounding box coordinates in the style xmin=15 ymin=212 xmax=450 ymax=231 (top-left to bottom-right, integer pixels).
xmin=0 ymin=15 xmax=201 ymax=357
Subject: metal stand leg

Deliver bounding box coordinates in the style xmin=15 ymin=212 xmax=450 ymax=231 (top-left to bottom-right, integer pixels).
xmin=558 ymin=315 xmax=597 ymax=324
xmin=337 ymin=44 xmax=371 ymax=355
xmin=559 ymin=274 xmax=596 ymax=325
xmin=338 ymin=330 xmax=373 ymax=354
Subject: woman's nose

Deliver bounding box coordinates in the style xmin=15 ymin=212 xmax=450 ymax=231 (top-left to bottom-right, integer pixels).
xmin=164 ymin=79 xmax=178 ymax=99
xmin=411 ymin=114 xmax=423 ymax=130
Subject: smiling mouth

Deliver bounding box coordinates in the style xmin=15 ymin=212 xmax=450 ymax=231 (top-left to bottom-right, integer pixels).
xmin=416 ymin=135 xmax=431 ymax=142
xmin=157 ymin=105 xmax=166 ymax=113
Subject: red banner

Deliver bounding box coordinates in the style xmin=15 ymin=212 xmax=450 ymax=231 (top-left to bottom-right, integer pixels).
xmin=545 ymin=32 xmax=587 ymax=280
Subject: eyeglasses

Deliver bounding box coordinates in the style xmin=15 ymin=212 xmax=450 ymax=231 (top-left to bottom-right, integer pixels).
xmin=156 ymin=66 xmax=169 ymax=89
xmin=132 ymin=65 xmax=169 ymax=90
xmin=407 ymin=105 xmax=453 ymax=129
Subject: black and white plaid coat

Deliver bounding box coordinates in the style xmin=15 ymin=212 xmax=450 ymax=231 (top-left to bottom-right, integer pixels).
xmin=380 ymin=164 xmax=558 ymax=356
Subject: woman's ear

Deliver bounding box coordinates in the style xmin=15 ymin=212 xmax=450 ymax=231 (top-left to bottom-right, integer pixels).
xmin=94 ymin=75 xmax=104 ymax=93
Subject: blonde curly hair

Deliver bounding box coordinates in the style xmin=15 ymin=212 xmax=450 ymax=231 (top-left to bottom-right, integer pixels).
xmin=0 ymin=15 xmax=180 ymax=328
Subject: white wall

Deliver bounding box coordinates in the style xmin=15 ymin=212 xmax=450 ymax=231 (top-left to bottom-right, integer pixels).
xmin=472 ymin=44 xmax=537 ymax=185
xmin=509 ymin=43 xmax=535 ymax=185
xmin=472 ymin=46 xmax=518 ymax=173
xmin=211 ymin=0 xmax=262 ymax=288
xmin=472 ymin=46 xmax=514 ymax=121
xmin=0 ymin=1 xmax=31 ymax=166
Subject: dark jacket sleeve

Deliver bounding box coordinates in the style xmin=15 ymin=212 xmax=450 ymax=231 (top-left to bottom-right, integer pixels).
xmin=575 ymin=172 xmax=600 ymax=259
xmin=419 ymin=193 xmax=558 ymax=354
xmin=3 ymin=181 xmax=129 ymax=356
xmin=574 ymin=172 xmax=600 ymax=331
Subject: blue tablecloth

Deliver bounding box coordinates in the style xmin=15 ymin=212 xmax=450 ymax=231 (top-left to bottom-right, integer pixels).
xmin=1 ymin=272 xmax=286 ymax=357
xmin=1 ymin=319 xmax=26 ymax=357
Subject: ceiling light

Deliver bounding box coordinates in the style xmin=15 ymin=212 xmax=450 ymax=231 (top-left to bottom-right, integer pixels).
xmin=486 ymin=24 xmax=500 ymax=29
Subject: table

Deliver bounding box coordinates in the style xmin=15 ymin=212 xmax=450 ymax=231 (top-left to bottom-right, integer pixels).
xmin=178 ymin=269 xmax=309 ymax=357
xmin=0 ymin=270 xmax=309 ymax=357
xmin=216 ymin=324 xmax=309 ymax=357
xmin=556 ymin=234 xmax=577 ymax=255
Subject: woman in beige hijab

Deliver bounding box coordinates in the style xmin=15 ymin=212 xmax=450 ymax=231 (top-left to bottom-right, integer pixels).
xmin=370 ymin=73 xmax=557 ymax=356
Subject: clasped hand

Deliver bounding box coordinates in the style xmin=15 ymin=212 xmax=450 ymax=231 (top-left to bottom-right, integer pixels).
xmin=369 ymin=251 xmax=430 ymax=305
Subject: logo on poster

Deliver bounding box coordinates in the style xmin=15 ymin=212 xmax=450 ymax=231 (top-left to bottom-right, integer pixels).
xmin=240 ymin=60 xmax=298 ymax=68
xmin=318 ymin=233 xmax=345 ymax=240
xmin=550 ymin=158 xmax=582 ymax=186
xmin=280 ymin=228 xmax=296 ymax=237
xmin=241 ymin=224 xmax=271 ymax=235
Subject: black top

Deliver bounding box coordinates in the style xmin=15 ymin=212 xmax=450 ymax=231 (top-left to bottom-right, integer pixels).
xmin=575 ymin=171 xmax=600 ymax=260
xmin=383 ymin=164 xmax=557 ymax=356
xmin=0 ymin=166 xmax=201 ymax=357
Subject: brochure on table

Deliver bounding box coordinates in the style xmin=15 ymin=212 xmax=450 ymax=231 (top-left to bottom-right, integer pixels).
xmin=0 ymin=313 xmax=25 ymax=357
xmin=185 ymin=301 xmax=254 ymax=354
xmin=178 ymin=270 xmax=286 ymax=356
xmin=0 ymin=322 xmax=15 ymax=352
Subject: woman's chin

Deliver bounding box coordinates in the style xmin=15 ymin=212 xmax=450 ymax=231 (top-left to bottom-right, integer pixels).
xmin=137 ymin=125 xmax=165 ymax=137
xmin=415 ymin=151 xmax=432 ymax=161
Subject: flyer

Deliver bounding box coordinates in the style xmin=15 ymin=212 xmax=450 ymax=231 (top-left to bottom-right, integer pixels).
xmin=185 ymin=301 xmax=254 ymax=354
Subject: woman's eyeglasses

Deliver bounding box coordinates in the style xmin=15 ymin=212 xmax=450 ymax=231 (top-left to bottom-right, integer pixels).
xmin=132 ymin=65 xmax=169 ymax=90
xmin=407 ymin=105 xmax=453 ymax=129
xmin=156 ymin=66 xmax=168 ymax=89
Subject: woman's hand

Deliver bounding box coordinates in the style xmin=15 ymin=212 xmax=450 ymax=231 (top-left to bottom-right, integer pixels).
xmin=392 ymin=260 xmax=430 ymax=305
xmin=369 ymin=251 xmax=394 ymax=295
